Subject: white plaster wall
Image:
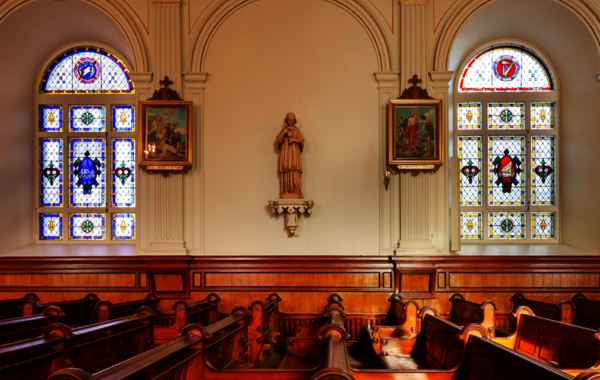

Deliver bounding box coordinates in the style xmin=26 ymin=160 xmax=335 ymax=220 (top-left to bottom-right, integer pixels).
xmin=448 ymin=0 xmax=600 ymax=252
xmin=0 ymin=0 xmax=132 ymax=252
xmin=202 ymin=0 xmax=381 ymax=255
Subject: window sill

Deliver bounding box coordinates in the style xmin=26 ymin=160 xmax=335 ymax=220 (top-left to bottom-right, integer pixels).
xmin=0 ymin=244 xmax=136 ymax=257
xmin=455 ymin=244 xmax=595 ymax=256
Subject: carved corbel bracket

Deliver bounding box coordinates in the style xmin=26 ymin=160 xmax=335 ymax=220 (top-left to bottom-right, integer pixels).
xmin=268 ymin=199 xmax=315 ymax=236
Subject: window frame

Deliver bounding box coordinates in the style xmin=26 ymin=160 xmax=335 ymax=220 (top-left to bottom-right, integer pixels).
xmin=33 ymin=42 xmax=137 ymax=245
xmin=453 ymin=40 xmax=561 ymax=244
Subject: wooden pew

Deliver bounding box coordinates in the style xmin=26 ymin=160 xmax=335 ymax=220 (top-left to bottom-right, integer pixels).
xmin=492 ymin=306 xmax=600 ymax=376
xmin=154 ymin=293 xmax=220 ymax=345
xmin=47 ymin=307 xmax=252 ymax=380
xmin=572 ymin=294 xmax=600 ymax=330
xmin=95 ymin=294 xmax=159 ymax=322
xmin=0 ymin=293 xmax=39 ymax=320
xmin=446 ymin=293 xmax=498 ymax=336
xmin=247 ymin=293 xmax=282 ymax=368
xmin=0 ymin=306 xmax=156 ymax=379
xmin=22 ymin=293 xmax=100 ymax=326
xmin=511 ymin=292 xmax=574 ymax=324
xmin=0 ymin=305 xmax=64 ymax=346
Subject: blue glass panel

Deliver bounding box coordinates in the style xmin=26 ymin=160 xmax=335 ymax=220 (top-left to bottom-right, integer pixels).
xmin=69 ymin=138 xmax=105 ymax=207
xmin=112 ymin=105 xmax=135 ymax=132
xmin=488 ymin=102 xmax=525 ymax=129
xmin=69 ymin=213 xmax=105 ymax=240
xmin=40 ymin=105 xmax=62 ymax=132
xmin=112 ymin=138 xmax=135 ymax=207
xmin=532 ymin=212 xmax=555 ymax=239
xmin=461 ymin=212 xmax=482 ymax=239
xmin=40 ymin=213 xmax=62 ymax=240
xmin=112 ymin=213 xmax=135 ymax=240
xmin=69 ymin=105 xmax=106 ymax=132
xmin=40 ymin=47 xmax=133 ymax=94
xmin=40 ymin=138 xmax=63 ymax=207
xmin=489 ymin=212 xmax=526 ymax=239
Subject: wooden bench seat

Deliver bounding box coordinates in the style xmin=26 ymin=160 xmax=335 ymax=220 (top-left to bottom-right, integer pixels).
xmin=154 ymin=293 xmax=220 ymax=345
xmin=0 ymin=306 xmax=156 ymax=379
xmin=95 ymin=293 xmax=159 ymax=322
xmin=22 ymin=293 xmax=100 ymax=326
xmin=446 ymin=293 xmax=498 ymax=336
xmin=572 ymin=294 xmax=600 ymax=330
xmin=492 ymin=307 xmax=600 ymax=376
xmin=0 ymin=293 xmax=38 ymax=320
xmin=247 ymin=293 xmax=282 ymax=367
xmin=0 ymin=305 xmax=64 ymax=345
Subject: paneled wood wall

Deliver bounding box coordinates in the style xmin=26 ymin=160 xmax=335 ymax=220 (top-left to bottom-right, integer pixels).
xmin=1 ymin=256 xmax=600 ymax=315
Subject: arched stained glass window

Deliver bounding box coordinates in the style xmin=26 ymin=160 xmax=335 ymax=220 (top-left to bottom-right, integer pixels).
xmin=40 ymin=47 xmax=134 ymax=94
xmin=458 ymin=44 xmax=554 ymax=92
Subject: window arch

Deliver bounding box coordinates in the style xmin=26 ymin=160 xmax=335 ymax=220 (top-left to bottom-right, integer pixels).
xmin=455 ymin=42 xmax=559 ymax=243
xmin=36 ymin=44 xmax=136 ymax=243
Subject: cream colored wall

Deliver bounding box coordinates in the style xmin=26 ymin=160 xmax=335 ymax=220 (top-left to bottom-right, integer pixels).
xmin=200 ymin=0 xmax=381 ymax=255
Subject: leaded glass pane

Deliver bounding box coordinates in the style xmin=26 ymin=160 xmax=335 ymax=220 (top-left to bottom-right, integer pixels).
xmin=461 ymin=212 xmax=482 ymax=239
xmin=40 ymin=213 xmax=62 ymax=240
xmin=41 ymin=47 xmax=133 ymax=94
xmin=40 ymin=105 xmax=62 ymax=132
xmin=531 ymin=102 xmax=555 ymax=129
xmin=531 ymin=136 xmax=555 ymax=206
xmin=112 ymin=138 xmax=135 ymax=207
xmin=69 ymin=213 xmax=105 ymax=240
xmin=459 ymin=44 xmax=554 ymax=92
xmin=112 ymin=105 xmax=135 ymax=132
xmin=457 ymin=102 xmax=481 ymax=129
xmin=40 ymin=138 xmax=63 ymax=207
xmin=69 ymin=138 xmax=105 ymax=207
xmin=458 ymin=136 xmax=482 ymax=206
xmin=488 ymin=102 xmax=524 ymax=129
xmin=69 ymin=105 xmax=106 ymax=132
xmin=112 ymin=213 xmax=135 ymax=240
xmin=488 ymin=136 xmax=526 ymax=206
xmin=532 ymin=212 xmax=555 ymax=239
xmin=489 ymin=212 xmax=526 ymax=239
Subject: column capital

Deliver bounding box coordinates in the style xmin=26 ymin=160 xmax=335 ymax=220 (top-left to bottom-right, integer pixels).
xmin=130 ymin=72 xmax=153 ymax=83
xmin=374 ymin=71 xmax=400 ymax=86
xmin=429 ymin=70 xmax=454 ymax=84
xmin=152 ymin=0 xmax=181 ymax=6
xmin=399 ymin=0 xmax=428 ymax=4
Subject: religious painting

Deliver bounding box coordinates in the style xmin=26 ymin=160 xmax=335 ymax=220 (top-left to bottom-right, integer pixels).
xmin=138 ymin=100 xmax=192 ymax=175
xmin=388 ymin=99 xmax=443 ymax=169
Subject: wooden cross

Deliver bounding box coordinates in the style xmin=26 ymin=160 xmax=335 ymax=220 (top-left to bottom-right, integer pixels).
xmin=159 ymin=76 xmax=174 ymax=89
xmin=408 ymin=74 xmax=422 ymax=87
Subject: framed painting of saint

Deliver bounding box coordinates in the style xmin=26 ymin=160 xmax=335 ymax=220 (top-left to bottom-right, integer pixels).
xmin=138 ymin=100 xmax=193 ymax=175
xmin=388 ymin=98 xmax=443 ymax=171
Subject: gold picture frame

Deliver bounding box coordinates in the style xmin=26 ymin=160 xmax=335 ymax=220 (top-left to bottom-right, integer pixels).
xmin=388 ymin=98 xmax=443 ymax=174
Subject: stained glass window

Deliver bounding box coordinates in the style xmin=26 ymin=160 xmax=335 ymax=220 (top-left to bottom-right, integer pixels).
xmin=69 ymin=213 xmax=106 ymax=240
xmin=112 ymin=105 xmax=135 ymax=132
xmin=40 ymin=138 xmax=63 ymax=207
xmin=488 ymin=136 xmax=526 ymax=206
xmin=531 ymin=136 xmax=555 ymax=206
xmin=531 ymin=102 xmax=555 ymax=129
xmin=40 ymin=47 xmax=133 ymax=94
xmin=457 ymin=103 xmax=482 ymax=129
xmin=532 ymin=212 xmax=555 ymax=239
xmin=458 ymin=136 xmax=482 ymax=206
xmin=459 ymin=44 xmax=554 ymax=92
xmin=488 ymin=103 xmax=524 ymax=129
xmin=461 ymin=212 xmax=482 ymax=239
xmin=112 ymin=138 xmax=135 ymax=207
xmin=40 ymin=213 xmax=62 ymax=240
xmin=70 ymin=105 xmax=106 ymax=132
xmin=112 ymin=213 xmax=135 ymax=240
xmin=489 ymin=212 xmax=526 ymax=239
xmin=40 ymin=106 xmax=62 ymax=132
xmin=69 ymin=138 xmax=106 ymax=207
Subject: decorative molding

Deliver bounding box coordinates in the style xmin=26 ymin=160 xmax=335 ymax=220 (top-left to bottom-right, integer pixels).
xmin=268 ymin=199 xmax=315 ymax=236
xmin=374 ymin=71 xmax=400 ymax=84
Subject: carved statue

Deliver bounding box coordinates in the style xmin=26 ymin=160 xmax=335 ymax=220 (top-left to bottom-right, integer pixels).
xmin=276 ymin=112 xmax=305 ymax=199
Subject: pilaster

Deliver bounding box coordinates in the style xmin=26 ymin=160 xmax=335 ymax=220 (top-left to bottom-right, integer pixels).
xmin=182 ymin=72 xmax=209 ymax=255
xmin=375 ymin=72 xmax=400 ymax=255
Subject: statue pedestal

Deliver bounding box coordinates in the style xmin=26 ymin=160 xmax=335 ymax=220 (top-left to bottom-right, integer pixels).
xmin=268 ymin=199 xmax=314 ymax=236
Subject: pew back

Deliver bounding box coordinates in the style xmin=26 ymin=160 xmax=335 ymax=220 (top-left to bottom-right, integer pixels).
xmin=0 ymin=293 xmax=38 ymax=320
xmin=0 ymin=306 xmax=64 ymax=346
xmin=512 ymin=293 xmax=573 ymax=324
xmin=449 ymin=293 xmax=497 ymax=336
xmin=573 ymin=294 xmax=600 ymax=330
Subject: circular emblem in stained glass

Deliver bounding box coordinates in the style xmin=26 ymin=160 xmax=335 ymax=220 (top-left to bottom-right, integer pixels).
xmin=500 ymin=109 xmax=513 ymax=122
xmin=500 ymin=219 xmax=514 ymax=233
xmin=493 ymin=56 xmax=520 ymax=82
xmin=81 ymin=220 xmax=94 ymax=234
xmin=81 ymin=112 xmax=94 ymax=125
xmin=74 ymin=58 xmax=100 ymax=84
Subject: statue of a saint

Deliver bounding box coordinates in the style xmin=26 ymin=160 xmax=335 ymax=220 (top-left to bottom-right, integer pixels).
xmin=276 ymin=112 xmax=305 ymax=199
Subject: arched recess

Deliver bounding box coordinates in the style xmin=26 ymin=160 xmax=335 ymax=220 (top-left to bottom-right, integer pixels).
xmin=188 ymin=0 xmax=394 ymax=72
xmin=433 ymin=0 xmax=600 ymax=72
xmin=0 ymin=0 xmax=148 ymax=72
